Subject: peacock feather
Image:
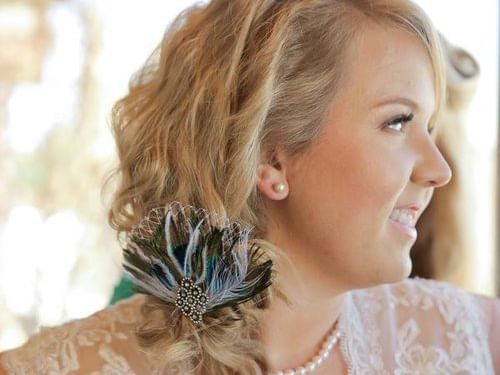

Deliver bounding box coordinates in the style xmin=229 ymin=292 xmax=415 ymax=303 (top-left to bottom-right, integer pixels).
xmin=121 ymin=201 xmax=273 ymax=324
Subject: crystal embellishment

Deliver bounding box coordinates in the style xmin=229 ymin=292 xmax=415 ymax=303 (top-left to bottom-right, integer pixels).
xmin=175 ymin=277 xmax=208 ymax=324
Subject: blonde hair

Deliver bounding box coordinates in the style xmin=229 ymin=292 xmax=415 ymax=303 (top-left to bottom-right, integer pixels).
xmin=103 ymin=0 xmax=446 ymax=373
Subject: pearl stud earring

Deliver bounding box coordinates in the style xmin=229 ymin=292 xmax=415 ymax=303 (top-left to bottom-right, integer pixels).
xmin=273 ymin=183 xmax=286 ymax=193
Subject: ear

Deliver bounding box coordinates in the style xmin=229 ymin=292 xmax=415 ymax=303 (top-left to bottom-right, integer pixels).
xmin=256 ymin=151 xmax=289 ymax=200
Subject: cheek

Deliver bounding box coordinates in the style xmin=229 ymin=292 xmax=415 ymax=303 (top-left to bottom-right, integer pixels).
xmin=320 ymin=142 xmax=411 ymax=220
xmin=286 ymin=133 xmax=414 ymax=252
xmin=284 ymin=132 xmax=416 ymax=286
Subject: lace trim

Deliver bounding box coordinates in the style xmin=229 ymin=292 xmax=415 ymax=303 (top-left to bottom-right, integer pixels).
xmin=339 ymin=288 xmax=390 ymax=375
xmin=0 ymin=294 xmax=145 ymax=374
xmin=1 ymin=279 xmax=495 ymax=374
xmin=391 ymin=277 xmax=494 ymax=374
xmin=338 ymin=294 xmax=354 ymax=375
xmin=339 ymin=277 xmax=495 ymax=374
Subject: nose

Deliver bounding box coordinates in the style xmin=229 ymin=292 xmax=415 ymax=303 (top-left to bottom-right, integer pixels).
xmin=411 ymin=137 xmax=452 ymax=188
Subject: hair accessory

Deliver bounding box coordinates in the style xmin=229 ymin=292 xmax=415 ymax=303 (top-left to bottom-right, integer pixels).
xmin=174 ymin=277 xmax=208 ymax=324
xmin=121 ymin=201 xmax=273 ymax=324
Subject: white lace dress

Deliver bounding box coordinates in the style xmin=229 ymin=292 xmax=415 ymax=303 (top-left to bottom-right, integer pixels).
xmin=1 ymin=277 xmax=499 ymax=374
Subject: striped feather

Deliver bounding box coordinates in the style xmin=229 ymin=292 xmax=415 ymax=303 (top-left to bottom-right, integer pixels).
xmin=121 ymin=201 xmax=273 ymax=321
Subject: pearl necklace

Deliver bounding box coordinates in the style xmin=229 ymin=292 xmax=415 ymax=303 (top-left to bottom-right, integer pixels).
xmin=269 ymin=321 xmax=342 ymax=375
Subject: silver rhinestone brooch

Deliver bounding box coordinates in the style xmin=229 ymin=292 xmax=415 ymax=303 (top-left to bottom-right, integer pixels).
xmin=175 ymin=277 xmax=209 ymax=324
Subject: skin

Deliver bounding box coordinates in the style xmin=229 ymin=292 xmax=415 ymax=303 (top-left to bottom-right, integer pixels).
xmin=256 ymin=21 xmax=452 ymax=373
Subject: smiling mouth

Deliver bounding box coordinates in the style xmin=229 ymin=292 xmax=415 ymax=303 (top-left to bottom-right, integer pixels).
xmin=389 ymin=218 xmax=417 ymax=239
xmin=389 ymin=208 xmax=417 ymax=227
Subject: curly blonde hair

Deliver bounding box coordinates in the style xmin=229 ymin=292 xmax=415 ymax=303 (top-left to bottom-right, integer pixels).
xmin=103 ymin=0 xmax=446 ymax=373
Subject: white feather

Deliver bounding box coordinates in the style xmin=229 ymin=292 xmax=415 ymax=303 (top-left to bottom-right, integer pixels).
xmin=164 ymin=209 xmax=183 ymax=275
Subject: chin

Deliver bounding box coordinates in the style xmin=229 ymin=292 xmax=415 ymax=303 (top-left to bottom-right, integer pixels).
xmin=384 ymin=257 xmax=413 ymax=285
xmin=367 ymin=253 xmax=413 ymax=287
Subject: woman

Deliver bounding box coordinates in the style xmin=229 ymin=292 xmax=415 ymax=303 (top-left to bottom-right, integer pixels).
xmin=1 ymin=0 xmax=498 ymax=374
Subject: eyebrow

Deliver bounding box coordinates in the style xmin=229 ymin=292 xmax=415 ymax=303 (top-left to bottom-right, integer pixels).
xmin=371 ymin=96 xmax=421 ymax=111
xmin=373 ymin=95 xmax=439 ymax=132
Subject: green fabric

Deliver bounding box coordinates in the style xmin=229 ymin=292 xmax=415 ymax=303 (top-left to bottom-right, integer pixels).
xmin=109 ymin=276 xmax=135 ymax=305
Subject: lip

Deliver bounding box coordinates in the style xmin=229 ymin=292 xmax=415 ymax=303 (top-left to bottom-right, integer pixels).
xmin=393 ymin=203 xmax=423 ymax=223
xmin=390 ymin=218 xmax=417 ymax=239
xmin=395 ymin=203 xmax=421 ymax=215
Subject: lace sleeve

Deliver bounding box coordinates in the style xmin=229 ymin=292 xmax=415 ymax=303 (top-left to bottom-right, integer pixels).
xmin=0 ymin=294 xmax=156 ymax=375
xmin=340 ymin=276 xmax=497 ymax=374
xmin=468 ymin=290 xmax=500 ymax=372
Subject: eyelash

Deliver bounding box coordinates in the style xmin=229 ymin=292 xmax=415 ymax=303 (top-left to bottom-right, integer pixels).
xmin=385 ymin=113 xmax=414 ymax=133
xmin=384 ymin=113 xmax=435 ymax=135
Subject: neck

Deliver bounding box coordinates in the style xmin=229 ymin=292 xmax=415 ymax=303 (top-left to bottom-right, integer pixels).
xmin=258 ymin=258 xmax=347 ymax=371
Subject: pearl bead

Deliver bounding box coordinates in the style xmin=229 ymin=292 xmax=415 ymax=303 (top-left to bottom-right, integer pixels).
xmin=269 ymin=326 xmax=341 ymax=375
xmin=306 ymin=362 xmax=317 ymax=371
xmin=273 ymin=183 xmax=286 ymax=193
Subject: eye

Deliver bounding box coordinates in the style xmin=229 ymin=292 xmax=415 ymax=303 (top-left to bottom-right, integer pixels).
xmin=384 ymin=113 xmax=414 ymax=133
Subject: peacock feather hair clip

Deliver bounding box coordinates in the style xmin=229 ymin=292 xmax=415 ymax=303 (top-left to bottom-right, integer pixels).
xmin=121 ymin=201 xmax=273 ymax=325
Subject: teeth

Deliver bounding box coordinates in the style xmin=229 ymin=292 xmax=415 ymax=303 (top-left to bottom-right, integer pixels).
xmin=390 ymin=209 xmax=415 ymax=227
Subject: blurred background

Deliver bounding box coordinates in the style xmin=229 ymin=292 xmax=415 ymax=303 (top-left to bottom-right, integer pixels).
xmin=0 ymin=0 xmax=498 ymax=352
